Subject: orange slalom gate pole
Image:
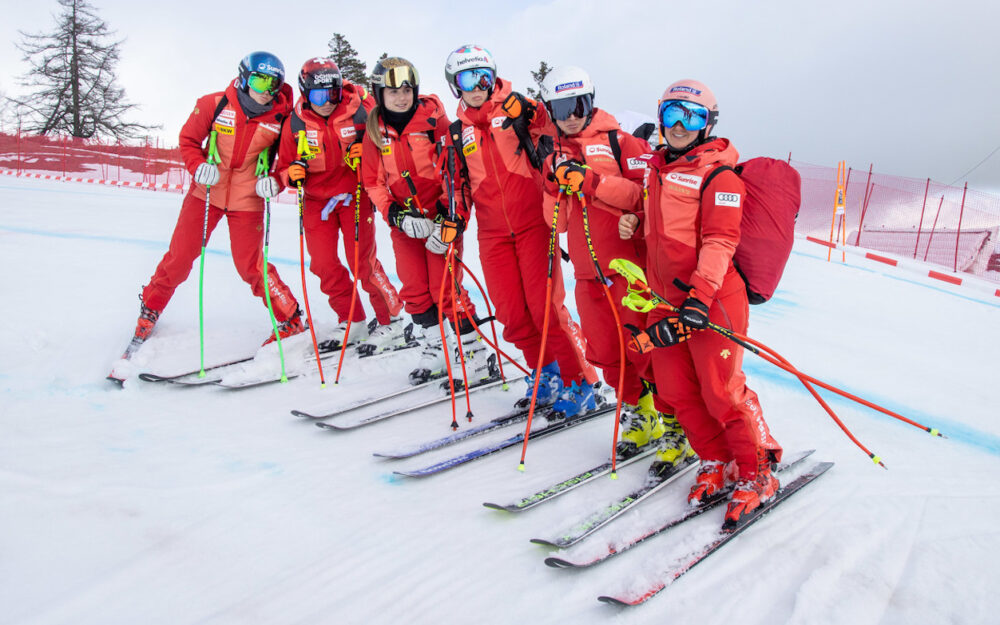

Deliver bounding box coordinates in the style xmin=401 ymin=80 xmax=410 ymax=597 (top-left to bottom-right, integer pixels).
xmin=518 ymin=188 xmax=563 ymax=471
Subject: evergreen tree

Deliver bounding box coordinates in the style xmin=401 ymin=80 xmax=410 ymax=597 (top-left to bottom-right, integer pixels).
xmin=526 ymin=61 xmax=552 ymax=100
xmin=11 ymin=0 xmax=156 ymax=139
xmin=327 ymin=33 xmax=367 ymax=84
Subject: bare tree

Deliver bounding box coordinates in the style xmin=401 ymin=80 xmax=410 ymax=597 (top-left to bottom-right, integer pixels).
xmin=526 ymin=61 xmax=552 ymax=100
xmin=11 ymin=0 xmax=157 ymax=140
xmin=327 ymin=33 xmax=367 ymax=85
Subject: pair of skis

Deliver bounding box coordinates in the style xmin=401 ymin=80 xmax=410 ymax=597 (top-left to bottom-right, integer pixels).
xmin=490 ymin=447 xmax=830 ymax=606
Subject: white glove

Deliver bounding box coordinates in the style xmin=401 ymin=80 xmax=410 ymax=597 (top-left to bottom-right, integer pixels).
xmin=194 ymin=162 xmax=219 ymax=186
xmin=425 ymin=222 xmax=449 ymax=255
xmin=255 ymin=176 xmax=280 ymax=199
xmin=400 ymin=215 xmax=434 ymax=239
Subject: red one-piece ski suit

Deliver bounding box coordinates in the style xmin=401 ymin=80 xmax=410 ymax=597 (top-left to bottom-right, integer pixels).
xmin=142 ymin=81 xmax=299 ymax=322
xmin=276 ymin=83 xmax=402 ymax=325
xmin=638 ymin=137 xmax=782 ymax=480
xmin=361 ymin=94 xmax=475 ymax=323
xmin=452 ymin=79 xmax=595 ymax=385
xmin=540 ymin=109 xmax=652 ymax=403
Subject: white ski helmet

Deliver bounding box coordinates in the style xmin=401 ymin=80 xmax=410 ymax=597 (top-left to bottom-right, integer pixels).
xmin=444 ymin=45 xmax=497 ymax=98
xmin=539 ymin=65 xmax=595 ymax=122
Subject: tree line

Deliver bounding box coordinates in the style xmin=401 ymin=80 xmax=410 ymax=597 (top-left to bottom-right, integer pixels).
xmin=1 ymin=0 xmax=550 ymax=141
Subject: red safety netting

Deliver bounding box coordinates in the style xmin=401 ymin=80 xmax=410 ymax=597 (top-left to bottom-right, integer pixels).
xmin=0 ymin=130 xmax=190 ymax=189
xmin=791 ymin=158 xmax=1000 ymax=281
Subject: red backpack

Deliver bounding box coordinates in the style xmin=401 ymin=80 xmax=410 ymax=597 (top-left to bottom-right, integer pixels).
xmin=701 ymin=158 xmax=801 ymax=304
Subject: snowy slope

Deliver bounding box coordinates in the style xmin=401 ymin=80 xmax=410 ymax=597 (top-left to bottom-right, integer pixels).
xmin=1 ymin=176 xmax=999 ymax=625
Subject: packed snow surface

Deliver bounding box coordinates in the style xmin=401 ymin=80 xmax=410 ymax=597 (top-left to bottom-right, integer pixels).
xmin=2 ymin=176 xmax=998 ymax=624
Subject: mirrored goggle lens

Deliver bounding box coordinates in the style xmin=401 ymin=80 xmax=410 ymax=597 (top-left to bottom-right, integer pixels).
xmin=547 ymin=94 xmax=593 ymax=121
xmin=383 ymin=65 xmax=418 ymax=88
xmin=248 ymin=72 xmax=280 ymax=95
xmin=308 ymin=87 xmax=342 ymax=107
xmin=455 ymin=68 xmax=495 ymax=92
xmin=659 ymin=100 xmax=710 ymax=131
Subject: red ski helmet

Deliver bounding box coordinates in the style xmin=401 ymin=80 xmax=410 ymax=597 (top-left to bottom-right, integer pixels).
xmin=298 ymin=57 xmax=343 ymax=107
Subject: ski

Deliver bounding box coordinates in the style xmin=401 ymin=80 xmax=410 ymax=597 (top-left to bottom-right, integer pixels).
xmin=107 ymin=334 xmax=150 ymax=386
xmin=596 ymin=460 xmax=834 ymax=607
xmin=392 ymin=403 xmax=615 ymax=478
xmin=529 ymin=456 xmax=698 ymax=549
xmin=315 ymin=375 xmax=508 ymax=431
xmin=533 ymin=449 xmax=815 ymax=551
xmin=544 ymin=449 xmax=817 ymax=568
xmin=372 ymin=401 xmax=540 ymax=459
xmin=482 ymin=446 xmax=659 ymax=513
xmin=292 ymin=373 xmax=450 ymax=419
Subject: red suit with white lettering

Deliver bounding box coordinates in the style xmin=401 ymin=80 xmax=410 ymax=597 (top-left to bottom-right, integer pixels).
xmin=362 ymin=94 xmax=476 ymax=322
xmin=453 ymin=78 xmax=595 ymax=385
xmin=638 ymin=137 xmax=782 ymax=481
xmin=277 ymin=83 xmax=402 ymax=325
xmin=540 ymin=108 xmax=651 ymax=403
xmin=142 ymin=81 xmax=299 ymax=322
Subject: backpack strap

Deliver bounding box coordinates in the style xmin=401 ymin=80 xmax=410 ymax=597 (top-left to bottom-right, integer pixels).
xmin=608 ymin=129 xmax=623 ymax=173
xmin=211 ymin=95 xmax=229 ymax=123
xmin=700 ymin=164 xmax=735 ymax=192
xmin=289 ymin=111 xmax=305 ymax=135
xmin=352 ymin=105 xmax=368 ymax=126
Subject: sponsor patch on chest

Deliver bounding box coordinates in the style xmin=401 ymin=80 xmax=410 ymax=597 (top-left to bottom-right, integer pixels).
xmin=665 ymin=171 xmax=703 ymax=190
xmin=306 ymin=129 xmax=321 ymax=148
xmin=340 ymin=126 xmax=357 ymax=139
xmin=715 ymin=191 xmax=742 ymax=207
xmin=213 ymin=109 xmax=235 ymax=135
xmin=462 ymin=125 xmax=478 ymax=155
xmin=586 ymin=144 xmax=615 ymax=159
xmin=259 ymin=122 xmax=281 ymax=135
xmin=626 ymin=157 xmax=647 ymax=171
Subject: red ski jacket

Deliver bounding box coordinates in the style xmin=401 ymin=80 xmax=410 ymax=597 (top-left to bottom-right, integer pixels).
xmin=362 ymin=94 xmax=452 ymax=225
xmin=179 ymin=81 xmax=293 ymax=212
xmin=540 ymin=108 xmax=650 ymax=280
xmin=453 ymin=78 xmax=553 ymax=238
xmin=639 ymin=137 xmax=745 ymax=308
xmin=276 ymin=82 xmax=374 ymax=202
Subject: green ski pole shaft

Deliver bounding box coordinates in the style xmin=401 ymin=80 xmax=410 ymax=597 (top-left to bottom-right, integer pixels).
xmin=198 ymin=131 xmax=221 ymax=377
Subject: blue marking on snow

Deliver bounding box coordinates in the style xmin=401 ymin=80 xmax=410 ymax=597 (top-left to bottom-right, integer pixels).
xmin=744 ymin=358 xmax=1000 ymax=457
xmin=380 ymin=472 xmax=403 ymax=484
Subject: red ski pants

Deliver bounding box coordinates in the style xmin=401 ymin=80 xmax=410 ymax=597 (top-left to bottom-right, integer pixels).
xmin=302 ymin=195 xmax=401 ymax=325
xmin=574 ymin=277 xmax=651 ymax=405
xmin=142 ymin=192 xmax=299 ymax=321
xmin=648 ymin=280 xmax=781 ymax=480
xmin=478 ymin=226 xmax=596 ymax=385
xmin=390 ymin=228 xmax=476 ymax=322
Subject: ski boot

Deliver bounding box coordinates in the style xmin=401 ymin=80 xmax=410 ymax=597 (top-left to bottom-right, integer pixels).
xmin=514 ymin=361 xmax=563 ymax=411
xmin=647 ymin=414 xmax=696 ymax=481
xmin=318 ymin=318 xmax=369 ymax=353
xmin=550 ymin=380 xmax=597 ymax=419
xmin=723 ymin=449 xmax=780 ymax=529
xmin=616 ymin=391 xmax=668 ymax=459
xmin=356 ymin=316 xmax=411 ymax=356
xmin=263 ymin=306 xmax=307 ymax=346
xmin=409 ymin=323 xmax=454 ymax=385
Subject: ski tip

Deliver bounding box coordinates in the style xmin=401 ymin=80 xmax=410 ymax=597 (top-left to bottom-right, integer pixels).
xmin=482 ymin=502 xmax=507 ymax=512
xmin=544 ymin=557 xmax=573 ymax=568
xmin=106 ymin=375 xmax=125 ymax=388
xmin=528 ymin=538 xmax=558 ymax=548
xmin=597 ymin=595 xmax=633 ymax=607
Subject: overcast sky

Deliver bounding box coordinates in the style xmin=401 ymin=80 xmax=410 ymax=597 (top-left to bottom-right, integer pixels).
xmin=2 ymin=0 xmax=998 ymax=190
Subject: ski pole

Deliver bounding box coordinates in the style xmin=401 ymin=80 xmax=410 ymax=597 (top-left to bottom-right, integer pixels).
xmin=334 ymin=157 xmax=364 ymax=384
xmin=294 ymin=130 xmax=326 ymax=386
xmin=442 ymin=145 xmax=476 ymax=424
xmin=518 ymin=187 xmax=562 ymax=471
xmin=577 ymin=191 xmax=627 ymax=478
xmin=257 ymin=151 xmax=288 ymax=382
xmin=452 ymin=254 xmax=527 ymax=379
xmin=197 ymin=130 xmax=221 ymax=378
xmin=401 ymin=169 xmax=463 ymax=428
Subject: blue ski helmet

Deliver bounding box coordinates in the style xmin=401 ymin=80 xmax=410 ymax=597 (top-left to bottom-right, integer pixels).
xmin=238 ymin=51 xmax=285 ymax=95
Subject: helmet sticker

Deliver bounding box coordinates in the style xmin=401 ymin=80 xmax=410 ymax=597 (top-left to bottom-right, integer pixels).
xmin=555 ymin=81 xmax=584 ymax=93
xmin=670 ymin=85 xmax=702 ymax=95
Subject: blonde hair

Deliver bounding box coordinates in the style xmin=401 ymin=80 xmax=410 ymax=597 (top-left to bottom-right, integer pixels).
xmin=365 ymin=105 xmax=385 ymax=149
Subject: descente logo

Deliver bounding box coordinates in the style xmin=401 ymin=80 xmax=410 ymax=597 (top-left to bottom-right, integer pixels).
xmin=666 ymin=172 xmax=702 ymax=190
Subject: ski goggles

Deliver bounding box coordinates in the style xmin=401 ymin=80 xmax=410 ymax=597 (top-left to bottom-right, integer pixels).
xmin=247 ymin=72 xmax=282 ymax=95
xmin=454 ymin=68 xmax=495 ymax=92
xmin=307 ymin=86 xmax=343 ymax=107
xmin=380 ymin=65 xmax=419 ymax=89
xmin=658 ymin=99 xmax=715 ymax=131
xmin=546 ymin=93 xmax=594 ymax=121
